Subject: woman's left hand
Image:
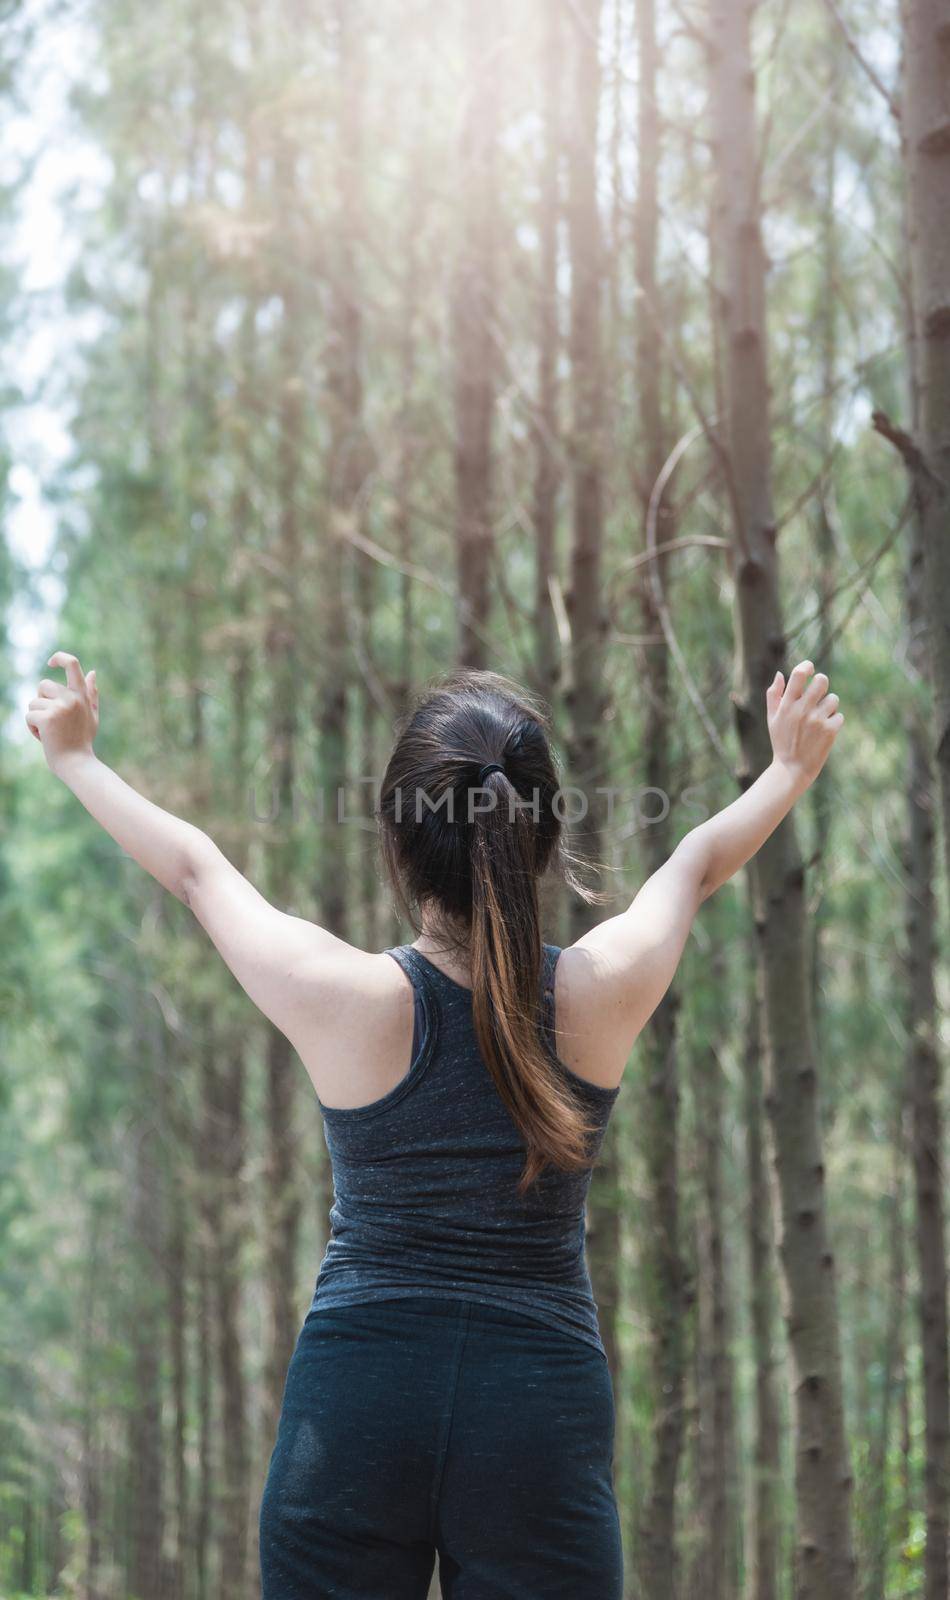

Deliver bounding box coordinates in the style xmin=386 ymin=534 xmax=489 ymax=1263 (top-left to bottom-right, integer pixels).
xmin=766 ymin=660 xmax=843 ymax=788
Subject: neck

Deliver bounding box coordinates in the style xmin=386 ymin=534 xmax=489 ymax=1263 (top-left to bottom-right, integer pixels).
xmin=414 ymin=907 xmax=472 ymax=984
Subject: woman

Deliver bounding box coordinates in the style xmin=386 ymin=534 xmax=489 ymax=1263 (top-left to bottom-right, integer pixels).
xmin=26 ymin=651 xmax=842 ymax=1599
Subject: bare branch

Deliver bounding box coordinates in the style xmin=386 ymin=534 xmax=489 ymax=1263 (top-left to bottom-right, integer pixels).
xmin=645 ymin=424 xmax=733 ymax=768
xmin=821 ymin=0 xmax=901 ymax=122
xmin=871 ymin=409 xmax=943 ymax=486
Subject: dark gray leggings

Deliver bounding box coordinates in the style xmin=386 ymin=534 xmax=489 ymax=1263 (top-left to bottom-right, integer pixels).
xmin=259 ymin=1294 xmax=624 ymax=1598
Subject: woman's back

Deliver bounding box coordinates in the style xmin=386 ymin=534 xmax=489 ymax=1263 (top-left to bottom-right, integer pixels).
xmin=311 ymin=943 xmax=620 ymax=1358
xmin=30 ymin=652 xmax=841 ymax=1599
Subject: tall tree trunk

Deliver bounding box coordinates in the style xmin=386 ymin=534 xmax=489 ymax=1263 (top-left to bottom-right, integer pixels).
xmin=141 ymin=148 xmax=188 ymax=1600
xmin=199 ymin=993 xmax=249 ymax=1600
xmin=707 ymin=2 xmax=856 ymax=1593
xmin=899 ymin=23 xmax=950 ymax=1591
xmin=47 ymin=1475 xmax=67 ymax=1596
xmin=19 ymin=1490 xmax=34 ymax=1596
xmin=453 ymin=0 xmax=499 ymax=668
xmin=262 ymin=119 xmax=304 ymax=1440
xmin=865 ymin=1107 xmax=908 ymax=1600
xmin=809 ymin=34 xmax=840 ymax=1045
xmin=165 ymin=1133 xmax=188 ymax=1600
xmin=533 ymin=0 xmax=561 ymax=707
xmin=318 ymin=1 xmax=354 ymax=948
xmin=898 ymin=1264 xmax=914 ymax=1591
xmin=691 ymin=941 xmax=739 ymax=1600
xmin=195 ymin=1229 xmax=213 ymax=1600
xmin=633 ymin=0 xmax=688 ymax=1586
xmin=211 ymin=61 xmax=258 ymax=1584
xmin=563 ymin=0 xmax=621 ymax=1434
xmin=81 ymin=1211 xmax=104 ymax=1600
xmin=565 ymin=0 xmax=607 ymax=884
xmin=635 ymin=978 xmax=685 ymax=1598
xmin=212 ymin=1044 xmax=250 ymax=1600
xmin=903 ymin=474 xmax=950 ymax=1600
xmin=901 ymin=0 xmax=950 ymax=908
xmin=533 ymin=0 xmax=565 ymax=954
xmin=394 ymin=71 xmax=424 ymax=721
xmin=188 ymin=675 xmax=213 ymax=1600
xmin=328 ymin=0 xmax=378 ymax=948
xmin=127 ymin=1108 xmax=165 ymax=1600
xmin=130 ymin=232 xmax=171 ymax=1600
xmin=743 ymin=966 xmax=782 ymax=1600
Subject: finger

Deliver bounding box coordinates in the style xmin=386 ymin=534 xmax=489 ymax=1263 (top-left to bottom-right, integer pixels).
xmin=816 ymin=691 xmax=840 ymax=718
xmin=38 ymin=677 xmax=70 ymax=700
xmin=25 ymin=708 xmax=51 ymax=737
xmin=827 ymin=711 xmax=844 ymax=733
xmin=87 ymin=669 xmax=98 ymax=707
xmin=803 ymin=671 xmax=830 ymax=709
xmin=784 ymin=660 xmax=815 ymax=701
xmin=766 ymin=670 xmax=784 ymax=709
xmin=48 ymin=651 xmax=86 ymax=692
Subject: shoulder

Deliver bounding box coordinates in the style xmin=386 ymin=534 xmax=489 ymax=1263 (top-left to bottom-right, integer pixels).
xmin=551 ymin=862 xmax=700 ymax=1081
xmin=295 ymin=939 xmax=413 ymax=1040
xmin=288 ymin=938 xmax=416 ymax=1101
xmin=550 ymin=941 xmax=633 ymax=1091
xmin=300 ymin=936 xmax=407 ymax=1003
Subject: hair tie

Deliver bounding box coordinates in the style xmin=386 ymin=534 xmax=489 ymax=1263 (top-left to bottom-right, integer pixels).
xmin=477 ymin=761 xmax=505 ymax=786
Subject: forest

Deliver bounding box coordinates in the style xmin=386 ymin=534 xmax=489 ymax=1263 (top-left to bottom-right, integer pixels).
xmin=1 ymin=0 xmax=948 ymax=1597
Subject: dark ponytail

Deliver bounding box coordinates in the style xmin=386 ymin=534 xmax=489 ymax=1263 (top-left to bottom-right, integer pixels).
xmin=378 ymin=668 xmax=605 ymax=1196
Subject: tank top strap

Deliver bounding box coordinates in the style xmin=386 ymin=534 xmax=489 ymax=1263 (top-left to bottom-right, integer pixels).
xmin=539 ymin=943 xmax=562 ymax=1057
xmin=386 ymin=943 xmax=442 ymax=1001
xmin=384 ymin=945 xmax=442 ymax=1065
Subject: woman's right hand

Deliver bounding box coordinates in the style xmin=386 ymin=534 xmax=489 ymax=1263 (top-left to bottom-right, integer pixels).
xmin=766 ymin=660 xmax=844 ymax=787
xmin=25 ymin=650 xmax=100 ymax=776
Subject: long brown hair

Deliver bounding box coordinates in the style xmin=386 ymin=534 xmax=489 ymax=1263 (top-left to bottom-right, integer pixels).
xmin=378 ymin=668 xmax=604 ymax=1196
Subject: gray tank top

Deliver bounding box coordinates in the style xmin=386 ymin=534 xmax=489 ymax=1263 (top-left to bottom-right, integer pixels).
xmin=310 ymin=943 xmax=621 ymax=1358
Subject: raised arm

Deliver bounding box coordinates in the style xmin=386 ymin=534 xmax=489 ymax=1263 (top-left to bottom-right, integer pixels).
xmin=560 ymin=660 xmax=844 ymax=1067
xmin=25 ymin=651 xmax=356 ymax=1054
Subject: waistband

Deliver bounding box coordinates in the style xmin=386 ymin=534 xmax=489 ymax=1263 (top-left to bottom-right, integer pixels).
xmin=309 ymin=1277 xmax=610 ymax=1360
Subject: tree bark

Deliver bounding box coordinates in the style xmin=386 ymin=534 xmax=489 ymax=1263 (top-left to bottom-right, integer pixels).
xmin=865 ymin=1107 xmax=908 ymax=1600
xmin=394 ymin=90 xmax=423 ymax=721
xmin=127 ymin=1109 xmax=166 ymax=1600
xmin=903 ymin=468 xmax=950 ymax=1600
xmin=81 ymin=1211 xmax=104 ymax=1600
xmin=209 ymin=45 xmax=258 ymax=1584
xmin=562 ymin=0 xmax=621 ymax=1447
xmin=533 ymin=0 xmax=562 ymax=707
xmin=329 ymin=0 xmax=378 ymax=949
xmin=633 ymin=0 xmax=689 ymax=1587
xmin=318 ymin=0 xmax=356 ymax=948
xmin=899 ymin=19 xmax=950 ymax=1592
xmin=565 ymin=0 xmax=608 ymax=870
xmin=165 ymin=1134 xmax=188 ymax=1600
xmin=691 ymin=942 xmax=739 ymax=1600
xmin=808 ymin=35 xmax=840 ymax=1048
xmin=452 ymin=0 xmax=499 ymax=669
xmin=742 ymin=965 xmax=782 ymax=1600
xmin=707 ymin=1 xmax=856 ymax=1592
xmin=195 ymin=1227 xmax=213 ymax=1600
xmin=261 ymin=117 xmax=304 ymax=1440
xmin=901 ymin=0 xmax=950 ymax=912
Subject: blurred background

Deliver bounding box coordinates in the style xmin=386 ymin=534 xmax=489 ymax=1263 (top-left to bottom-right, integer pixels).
xmin=1 ymin=0 xmax=947 ymax=1597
